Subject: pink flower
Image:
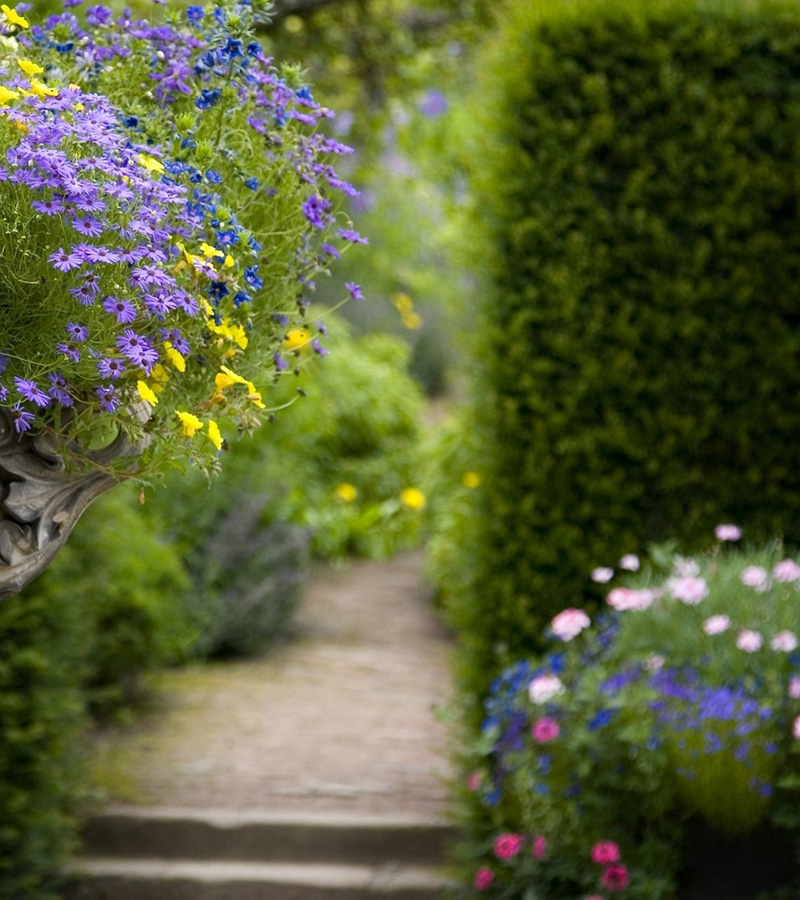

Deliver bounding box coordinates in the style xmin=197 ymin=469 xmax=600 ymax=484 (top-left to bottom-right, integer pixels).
xmin=466 ymin=771 xmax=482 ymax=791
xmin=741 ymin=566 xmax=769 ymax=591
xmin=606 ymin=587 xmax=654 ymax=611
xmin=601 ymin=864 xmax=629 ymax=891
xmin=667 ymin=576 xmax=708 ymax=605
xmin=793 ymin=715 xmax=800 ymax=740
xmin=715 ymin=524 xmax=742 ymax=541
xmin=493 ymin=833 xmax=523 ymax=860
xmin=789 ymin=677 xmax=800 ymax=699
xmin=673 ymin=556 xmax=700 ymax=577
xmin=736 ymin=629 xmax=763 ymax=652
xmin=773 ymin=559 xmax=800 ymax=583
xmin=529 ymin=674 xmax=565 ymax=704
xmin=551 ymin=608 xmax=591 ymax=641
xmin=619 ymin=554 xmax=640 ymax=571
xmin=591 ymin=841 xmax=621 ymax=865
xmin=532 ymin=835 xmax=547 ymax=859
xmin=474 ymin=867 xmax=494 ymax=890
xmin=584 ymin=897 xmax=607 ymax=900
xmin=591 ymin=567 xmax=614 ymax=583
xmin=532 ymin=717 xmax=560 ymax=743
xmin=703 ymin=614 xmax=731 ymax=636
xmin=771 ymin=631 xmax=798 ymax=652
xmin=645 ymin=653 xmax=665 ymax=670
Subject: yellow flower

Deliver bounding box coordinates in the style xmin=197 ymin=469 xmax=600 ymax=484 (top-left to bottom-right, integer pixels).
xmin=164 ymin=342 xmax=186 ymax=372
xmin=392 ymin=292 xmax=413 ymax=313
xmin=200 ymin=242 xmax=224 ymax=259
xmin=216 ymin=365 xmax=247 ymax=389
xmin=401 ymin=310 xmax=423 ymax=330
xmin=27 ymin=78 xmax=57 ymax=98
xmin=462 ymin=471 xmax=482 ymax=489
xmin=400 ymin=487 xmax=426 ymax=511
xmin=335 ymin=483 xmax=358 ymax=503
xmin=137 ymin=381 xmax=158 ymax=406
xmin=207 ymin=419 xmax=223 ymax=451
xmin=150 ymin=364 xmax=170 ymax=389
xmin=176 ymin=410 xmax=203 ymax=437
xmin=137 ymin=153 xmax=164 ymax=174
xmin=73 ymin=101 xmax=84 ymax=112
xmin=1 ymin=5 xmax=28 ymax=28
xmin=246 ymin=384 xmax=265 ymax=409
xmin=0 ymin=85 xmax=19 ymax=105
xmin=284 ymin=328 xmax=311 ymax=351
xmin=225 ymin=323 xmax=248 ymax=349
xmin=223 ymin=254 xmax=235 ymax=268
xmin=17 ymin=58 xmax=42 ymax=76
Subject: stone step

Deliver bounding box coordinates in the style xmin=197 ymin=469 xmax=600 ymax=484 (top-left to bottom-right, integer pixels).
xmin=80 ymin=807 xmax=456 ymax=867
xmin=62 ymin=858 xmax=450 ymax=900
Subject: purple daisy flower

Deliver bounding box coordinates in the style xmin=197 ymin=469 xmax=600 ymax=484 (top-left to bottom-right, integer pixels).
xmin=103 ymin=296 xmax=137 ymax=324
xmin=14 ymin=378 xmax=50 ymax=408
xmin=57 ymin=343 xmax=81 ymax=363
xmin=65 ymin=323 xmax=88 ymax=342
xmin=95 ymin=385 xmax=118 ymax=413
xmin=115 ymin=329 xmax=159 ymax=372
xmin=47 ymin=373 xmax=73 ymax=407
xmin=311 ymin=338 xmax=329 ymax=357
xmin=337 ymin=228 xmax=368 ymax=245
xmin=49 ymin=247 xmax=83 ymax=272
xmin=302 ymin=194 xmax=332 ymax=229
xmin=68 ymin=281 xmax=100 ymax=305
xmin=71 ymin=215 xmax=104 ymax=237
xmin=11 ymin=404 xmax=35 ymax=434
xmin=32 ymin=197 xmax=66 ymax=215
xmin=83 ymin=245 xmax=121 ymax=264
xmin=345 ymin=282 xmax=364 ymax=301
xmin=97 ymin=357 xmax=126 ymax=380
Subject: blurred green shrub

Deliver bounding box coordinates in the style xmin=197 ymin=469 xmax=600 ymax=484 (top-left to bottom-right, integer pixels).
xmin=0 ymin=583 xmax=86 ymax=900
xmin=440 ymin=0 xmax=800 ymax=710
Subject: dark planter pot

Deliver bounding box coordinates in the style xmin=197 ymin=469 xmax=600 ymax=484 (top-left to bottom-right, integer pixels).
xmin=678 ymin=818 xmax=797 ymax=900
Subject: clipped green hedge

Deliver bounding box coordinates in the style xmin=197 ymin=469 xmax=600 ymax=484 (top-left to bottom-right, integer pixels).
xmin=450 ymin=0 xmax=800 ymax=705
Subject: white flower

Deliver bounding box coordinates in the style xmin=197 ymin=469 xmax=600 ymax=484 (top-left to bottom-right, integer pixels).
xmin=550 ymin=608 xmax=591 ymax=642
xmin=672 ymin=557 xmax=700 ymax=577
xmin=703 ymin=614 xmax=731 ymax=636
xmin=645 ymin=653 xmax=665 ymax=670
xmin=736 ymin=629 xmax=763 ymax=653
xmin=771 ymin=631 xmax=798 ymax=653
xmin=741 ymin=566 xmax=769 ymax=592
xmin=619 ymin=554 xmax=640 ymax=571
xmin=715 ymin=524 xmax=742 ymax=542
xmin=528 ymin=674 xmax=565 ymax=705
xmin=667 ymin=575 xmax=709 ymax=605
xmin=606 ymin=587 xmax=654 ymax=611
xmin=773 ymin=560 xmax=800 ymax=583
xmin=591 ymin=567 xmax=614 ymax=584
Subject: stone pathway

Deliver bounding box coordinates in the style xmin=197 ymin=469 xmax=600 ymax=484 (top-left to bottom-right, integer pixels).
xmin=89 ymin=551 xmax=455 ymax=818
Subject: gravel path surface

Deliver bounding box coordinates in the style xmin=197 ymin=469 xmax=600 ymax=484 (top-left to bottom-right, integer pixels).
xmin=89 ymin=551 xmax=455 ymax=817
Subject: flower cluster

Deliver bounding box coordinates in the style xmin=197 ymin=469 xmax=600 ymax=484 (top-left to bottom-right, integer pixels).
xmin=0 ymin=0 xmax=365 ymax=475
xmin=463 ymin=529 xmax=800 ymax=898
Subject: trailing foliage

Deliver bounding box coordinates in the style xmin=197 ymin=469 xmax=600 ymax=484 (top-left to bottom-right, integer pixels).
xmin=446 ymin=0 xmax=800 ymax=708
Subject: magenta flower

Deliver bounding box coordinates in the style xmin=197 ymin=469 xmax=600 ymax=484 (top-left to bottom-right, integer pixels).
xmin=493 ymin=833 xmax=523 ymax=860
xmin=474 ymin=868 xmax=494 ymax=890
xmin=793 ymin=715 xmax=800 ymax=740
xmin=531 ymin=717 xmax=560 ymax=743
xmin=591 ymin=841 xmax=620 ymax=865
xmin=532 ymin=835 xmax=547 ymax=859
xmin=551 ymin=608 xmax=590 ymax=641
xmin=601 ymin=864 xmax=629 ymax=891
xmin=466 ymin=771 xmax=481 ymax=791
xmin=715 ymin=523 xmax=742 ymax=541
xmin=789 ymin=677 xmax=800 ymax=699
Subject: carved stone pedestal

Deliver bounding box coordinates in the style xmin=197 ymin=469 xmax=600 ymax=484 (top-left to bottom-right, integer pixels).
xmin=0 ymin=408 xmax=146 ymax=600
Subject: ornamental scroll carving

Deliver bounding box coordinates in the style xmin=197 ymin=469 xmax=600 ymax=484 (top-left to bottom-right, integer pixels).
xmin=0 ymin=406 xmax=148 ymax=601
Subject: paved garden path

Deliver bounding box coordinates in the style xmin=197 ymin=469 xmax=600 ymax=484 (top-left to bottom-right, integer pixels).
xmin=90 ymin=551 xmax=455 ymax=818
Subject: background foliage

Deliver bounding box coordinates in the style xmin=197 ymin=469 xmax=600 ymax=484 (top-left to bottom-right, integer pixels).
xmin=436 ymin=0 xmax=800 ymax=714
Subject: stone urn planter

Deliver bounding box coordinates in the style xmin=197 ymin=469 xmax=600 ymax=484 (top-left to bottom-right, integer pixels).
xmin=0 ymin=406 xmax=147 ymax=600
